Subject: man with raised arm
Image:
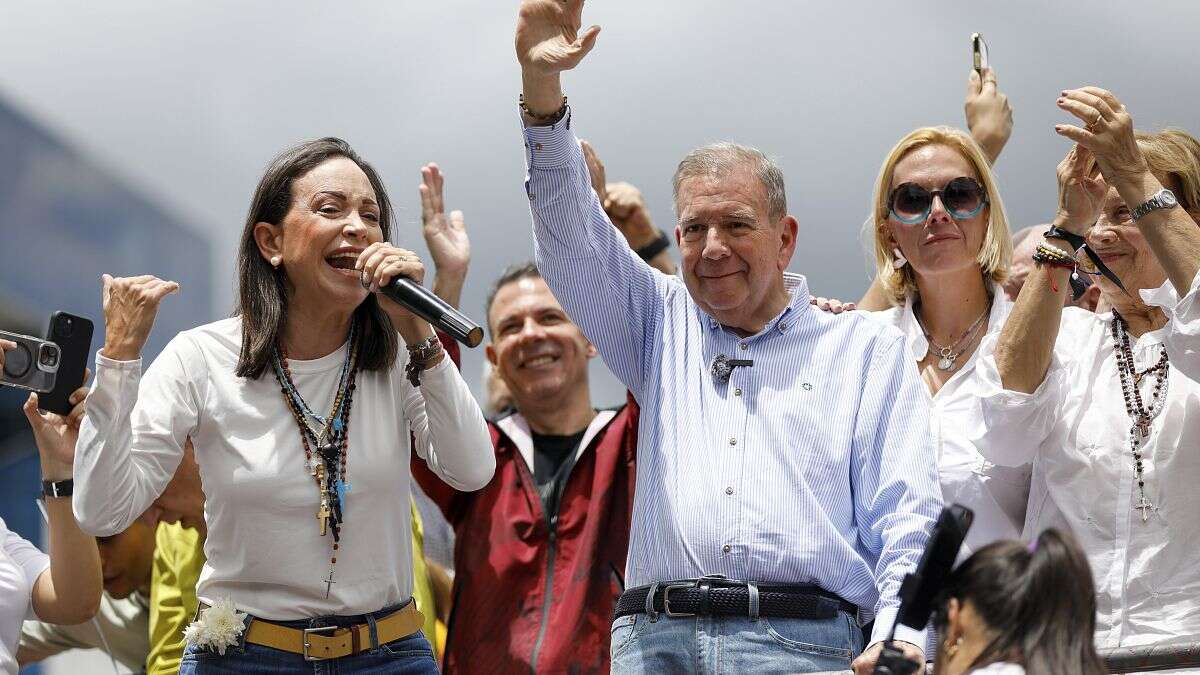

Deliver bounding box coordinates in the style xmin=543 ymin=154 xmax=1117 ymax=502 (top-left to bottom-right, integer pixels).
xmin=513 ymin=2 xmax=942 ymax=673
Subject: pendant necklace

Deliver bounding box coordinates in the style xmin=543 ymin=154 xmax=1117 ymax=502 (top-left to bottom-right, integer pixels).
xmin=1111 ymin=312 xmax=1169 ymax=524
xmin=271 ymin=321 xmax=360 ymax=596
xmin=914 ymin=299 xmax=991 ymax=372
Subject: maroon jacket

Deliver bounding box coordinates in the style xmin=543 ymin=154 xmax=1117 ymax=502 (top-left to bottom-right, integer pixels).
xmin=411 ymin=396 xmax=638 ymax=674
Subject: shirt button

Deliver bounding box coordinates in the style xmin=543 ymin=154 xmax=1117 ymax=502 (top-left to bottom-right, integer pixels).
xmin=739 ymin=342 xmax=748 ymax=351
xmin=728 ymin=438 xmax=737 ymax=446
xmin=528 ymin=193 xmax=536 ymax=201
xmin=734 ymin=388 xmax=743 ymax=396
xmin=722 ymin=544 xmax=732 ymax=553
xmin=533 ymin=142 xmax=544 ymax=150
xmin=725 ymin=487 xmax=734 ymax=495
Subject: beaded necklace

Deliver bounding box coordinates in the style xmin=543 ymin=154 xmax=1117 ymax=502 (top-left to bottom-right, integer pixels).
xmin=270 ymin=321 xmax=360 ymax=597
xmin=1111 ymin=312 xmax=1170 ymax=524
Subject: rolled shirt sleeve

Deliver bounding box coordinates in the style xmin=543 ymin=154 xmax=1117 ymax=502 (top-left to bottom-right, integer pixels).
xmin=966 ymin=333 xmax=1068 ymax=469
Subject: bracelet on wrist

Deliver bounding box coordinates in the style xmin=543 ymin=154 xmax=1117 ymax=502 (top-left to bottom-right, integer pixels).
xmin=636 ymin=231 xmax=671 ymax=261
xmin=405 ymin=335 xmax=444 ymax=387
xmin=519 ymin=94 xmax=569 ymax=125
xmin=1032 ymin=244 xmax=1077 ymax=294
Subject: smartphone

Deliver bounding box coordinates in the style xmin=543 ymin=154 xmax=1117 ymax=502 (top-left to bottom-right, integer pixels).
xmin=971 ymin=33 xmax=990 ymax=74
xmin=0 ymin=330 xmax=60 ymax=394
xmin=39 ymin=312 xmax=94 ymax=415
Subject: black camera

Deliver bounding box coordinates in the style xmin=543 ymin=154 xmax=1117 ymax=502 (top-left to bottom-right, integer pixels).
xmin=873 ymin=504 xmax=974 ymax=675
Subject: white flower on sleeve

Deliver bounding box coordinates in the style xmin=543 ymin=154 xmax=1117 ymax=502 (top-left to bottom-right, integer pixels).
xmin=183 ymin=597 xmax=248 ymax=655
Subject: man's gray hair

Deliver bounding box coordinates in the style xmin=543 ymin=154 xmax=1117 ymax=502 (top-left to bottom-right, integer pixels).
xmin=672 ymin=142 xmax=788 ymax=221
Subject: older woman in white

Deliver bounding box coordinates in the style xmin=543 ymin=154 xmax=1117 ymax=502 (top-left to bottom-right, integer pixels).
xmin=971 ymin=88 xmax=1200 ymax=654
xmin=73 ymin=138 xmax=494 ymax=673
xmin=861 ymin=126 xmax=1026 ymax=558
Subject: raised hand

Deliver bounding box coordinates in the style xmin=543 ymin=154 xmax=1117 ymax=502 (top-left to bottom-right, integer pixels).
xmin=101 ymin=274 xmax=179 ymax=361
xmin=516 ymin=0 xmax=600 ymax=115
xmin=1054 ymin=87 xmax=1149 ymax=189
xmin=419 ymin=164 xmax=470 ymax=279
xmin=1054 ymin=144 xmax=1108 ymax=236
xmin=24 ymin=374 xmax=90 ymax=477
xmin=965 ymin=67 xmax=1013 ymax=165
xmin=603 ymin=182 xmax=659 ymax=249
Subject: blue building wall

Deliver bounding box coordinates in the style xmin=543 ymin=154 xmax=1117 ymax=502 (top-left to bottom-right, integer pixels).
xmin=0 ymin=95 xmax=213 ymax=671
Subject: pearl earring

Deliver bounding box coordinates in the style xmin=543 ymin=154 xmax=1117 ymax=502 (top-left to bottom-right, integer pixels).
xmin=892 ymin=247 xmax=908 ymax=269
xmin=270 ymin=256 xmax=281 ymax=267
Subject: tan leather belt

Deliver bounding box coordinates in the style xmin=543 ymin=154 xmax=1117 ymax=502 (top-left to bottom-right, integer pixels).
xmin=204 ymin=601 xmax=425 ymax=661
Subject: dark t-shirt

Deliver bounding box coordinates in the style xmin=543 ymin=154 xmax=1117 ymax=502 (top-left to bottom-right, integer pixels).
xmin=530 ymin=429 xmax=586 ymax=520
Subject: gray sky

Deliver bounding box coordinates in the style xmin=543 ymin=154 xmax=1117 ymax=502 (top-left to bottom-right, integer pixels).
xmin=2 ymin=1 xmax=1198 ymax=405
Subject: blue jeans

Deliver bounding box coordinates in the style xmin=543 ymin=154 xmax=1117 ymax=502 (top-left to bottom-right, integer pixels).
xmin=179 ymin=602 xmax=438 ymax=674
xmin=610 ymin=610 xmax=865 ymax=674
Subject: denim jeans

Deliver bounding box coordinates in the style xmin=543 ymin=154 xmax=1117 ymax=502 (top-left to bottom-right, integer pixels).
xmin=610 ymin=610 xmax=865 ymax=674
xmin=179 ymin=602 xmax=438 ymax=674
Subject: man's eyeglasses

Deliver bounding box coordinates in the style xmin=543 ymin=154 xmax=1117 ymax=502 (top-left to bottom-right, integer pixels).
xmin=888 ymin=177 xmax=989 ymax=225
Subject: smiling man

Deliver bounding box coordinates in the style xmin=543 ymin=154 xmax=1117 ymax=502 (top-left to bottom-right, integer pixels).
xmin=411 ymin=263 xmax=640 ymax=673
xmin=513 ymin=1 xmax=943 ymax=672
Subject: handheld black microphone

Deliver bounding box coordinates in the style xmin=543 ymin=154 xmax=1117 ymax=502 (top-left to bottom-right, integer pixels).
xmin=379 ymin=277 xmax=484 ymax=348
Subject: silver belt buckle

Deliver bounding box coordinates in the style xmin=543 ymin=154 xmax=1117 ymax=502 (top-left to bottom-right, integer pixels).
xmin=302 ymin=625 xmax=338 ymax=661
xmin=662 ymin=582 xmax=697 ymax=618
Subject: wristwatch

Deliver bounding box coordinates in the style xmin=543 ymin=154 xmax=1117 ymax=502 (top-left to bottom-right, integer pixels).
xmin=41 ymin=478 xmax=73 ymax=498
xmin=1131 ymin=188 xmax=1178 ymax=221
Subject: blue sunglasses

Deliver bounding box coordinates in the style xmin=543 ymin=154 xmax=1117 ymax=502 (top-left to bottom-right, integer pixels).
xmin=888 ymin=177 xmax=989 ymax=225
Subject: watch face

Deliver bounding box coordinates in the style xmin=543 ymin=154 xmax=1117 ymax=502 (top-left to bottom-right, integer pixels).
xmin=1161 ymin=190 xmax=1178 ymax=208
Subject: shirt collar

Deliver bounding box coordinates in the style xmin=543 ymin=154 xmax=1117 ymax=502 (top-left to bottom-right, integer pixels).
xmin=898 ymin=281 xmax=1011 ymax=361
xmin=704 ymin=272 xmax=812 ymax=335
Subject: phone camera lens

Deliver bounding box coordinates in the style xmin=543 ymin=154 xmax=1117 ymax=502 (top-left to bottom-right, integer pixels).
xmin=39 ymin=344 xmax=60 ymax=368
xmin=4 ymin=343 xmax=32 ymax=377
xmin=56 ymin=315 xmax=75 ymax=337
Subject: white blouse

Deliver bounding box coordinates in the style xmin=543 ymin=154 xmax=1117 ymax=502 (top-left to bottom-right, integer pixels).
xmin=970 ymin=271 xmax=1200 ymax=650
xmin=1 ymin=517 xmax=49 ymax=675
xmin=866 ymin=285 xmax=1031 ymax=558
xmin=74 ymin=317 xmax=494 ymax=620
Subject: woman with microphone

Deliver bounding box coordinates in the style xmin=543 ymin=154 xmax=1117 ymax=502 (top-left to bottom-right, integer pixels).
xmin=72 ymin=137 xmax=495 ymax=673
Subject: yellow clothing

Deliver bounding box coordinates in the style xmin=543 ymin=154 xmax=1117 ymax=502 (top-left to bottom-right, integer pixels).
xmin=145 ymin=504 xmax=440 ymax=673
xmin=410 ymin=499 xmax=443 ymax=657
xmin=146 ymin=522 xmax=206 ymax=675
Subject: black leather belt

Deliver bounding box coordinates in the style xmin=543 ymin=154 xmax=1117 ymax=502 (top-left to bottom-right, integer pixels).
xmin=614 ymin=576 xmax=857 ymax=621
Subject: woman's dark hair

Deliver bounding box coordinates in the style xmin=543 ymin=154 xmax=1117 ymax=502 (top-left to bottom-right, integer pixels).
xmin=934 ymin=528 xmax=1107 ymax=675
xmin=235 ymin=137 xmax=398 ymax=378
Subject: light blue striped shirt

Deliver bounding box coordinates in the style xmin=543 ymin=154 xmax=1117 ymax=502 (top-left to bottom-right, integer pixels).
xmin=522 ymin=115 xmax=942 ymax=646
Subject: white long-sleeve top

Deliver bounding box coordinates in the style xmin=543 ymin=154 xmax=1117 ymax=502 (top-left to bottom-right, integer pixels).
xmin=865 ymin=285 xmax=1031 ymax=559
xmin=73 ymin=317 xmax=494 ymax=620
xmin=969 ymin=271 xmax=1200 ymax=650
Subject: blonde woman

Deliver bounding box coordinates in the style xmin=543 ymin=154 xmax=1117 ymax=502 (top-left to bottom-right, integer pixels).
xmin=860 ymin=126 xmax=1026 ymax=557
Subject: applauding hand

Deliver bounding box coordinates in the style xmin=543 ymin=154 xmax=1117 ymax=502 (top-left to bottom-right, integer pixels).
xmin=1054 ymin=87 xmax=1149 ymax=190
xmin=1053 ymin=144 xmax=1108 ymax=237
